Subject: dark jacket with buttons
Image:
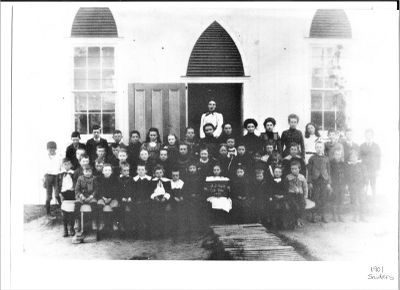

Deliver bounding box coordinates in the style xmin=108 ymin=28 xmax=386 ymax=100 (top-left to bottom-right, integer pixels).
xmin=281 ymin=128 xmax=305 ymax=158
xmin=307 ymin=154 xmax=331 ymax=183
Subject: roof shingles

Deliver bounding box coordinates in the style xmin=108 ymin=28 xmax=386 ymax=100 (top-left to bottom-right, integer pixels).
xmin=310 ymin=9 xmax=352 ymax=39
xmin=71 ymin=7 xmax=118 ymax=38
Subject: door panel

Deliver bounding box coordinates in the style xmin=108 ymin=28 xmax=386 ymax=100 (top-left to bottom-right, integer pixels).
xmin=128 ymin=83 xmax=186 ymax=142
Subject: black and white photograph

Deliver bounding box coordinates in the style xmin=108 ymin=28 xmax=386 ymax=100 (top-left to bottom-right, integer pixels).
xmin=1 ymin=1 xmax=398 ymax=289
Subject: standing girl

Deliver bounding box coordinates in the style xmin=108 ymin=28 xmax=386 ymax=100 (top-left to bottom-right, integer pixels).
xmin=304 ymin=122 xmax=322 ymax=165
xmin=141 ymin=128 xmax=162 ymax=163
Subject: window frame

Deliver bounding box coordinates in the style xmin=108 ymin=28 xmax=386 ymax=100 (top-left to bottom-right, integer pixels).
xmin=309 ymin=42 xmax=350 ymax=133
xmin=72 ymin=43 xmax=117 ymax=140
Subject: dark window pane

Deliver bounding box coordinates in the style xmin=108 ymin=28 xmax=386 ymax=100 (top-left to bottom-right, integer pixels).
xmin=102 ymin=47 xmax=114 ymax=67
xmin=102 ymin=113 xmax=115 ymax=134
xmin=311 ymin=111 xmax=322 ymax=129
xmin=88 ymin=93 xmax=101 ymax=112
xmin=102 ymin=93 xmax=115 ymax=112
xmin=89 ymin=114 xmax=101 ymax=130
xmin=88 ymin=47 xmax=100 ymax=68
xmin=324 ymin=111 xmax=336 ymax=131
xmin=74 ymin=47 xmax=86 ymax=67
xmin=311 ymin=91 xmax=322 ymax=111
xmin=74 ymin=93 xmax=87 ymax=112
xmin=75 ymin=114 xmax=88 ymax=134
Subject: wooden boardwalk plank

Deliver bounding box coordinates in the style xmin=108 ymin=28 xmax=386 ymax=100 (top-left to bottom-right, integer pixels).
xmin=211 ymin=223 xmax=305 ymax=261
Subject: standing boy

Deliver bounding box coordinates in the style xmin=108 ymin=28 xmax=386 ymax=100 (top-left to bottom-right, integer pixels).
xmin=65 ymin=131 xmax=86 ymax=169
xmin=359 ymin=129 xmax=381 ymax=199
xmin=42 ymin=141 xmax=62 ymax=217
xmin=281 ymin=114 xmax=305 ymax=158
xmin=308 ymin=141 xmax=331 ymax=223
xmin=86 ymin=125 xmax=109 ymax=163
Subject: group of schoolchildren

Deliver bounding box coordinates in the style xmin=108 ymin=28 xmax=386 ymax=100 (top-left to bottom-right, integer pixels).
xmin=43 ymin=113 xmax=381 ymax=239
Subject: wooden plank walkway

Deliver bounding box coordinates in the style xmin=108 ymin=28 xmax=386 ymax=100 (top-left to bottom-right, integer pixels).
xmin=211 ymin=223 xmax=305 ymax=261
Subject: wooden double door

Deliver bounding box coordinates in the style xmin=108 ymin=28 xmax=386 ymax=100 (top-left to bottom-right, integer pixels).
xmin=128 ymin=83 xmax=243 ymax=142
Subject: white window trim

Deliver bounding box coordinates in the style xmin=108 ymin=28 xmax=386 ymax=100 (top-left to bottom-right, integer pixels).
xmin=72 ymin=43 xmax=118 ymax=138
xmin=309 ymin=43 xmax=349 ymax=132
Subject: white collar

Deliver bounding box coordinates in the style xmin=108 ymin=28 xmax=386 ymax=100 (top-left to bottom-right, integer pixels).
xmin=205 ymin=176 xmax=230 ymax=182
xmin=171 ymin=179 xmax=184 ymax=188
xmin=61 ymin=169 xmax=74 ymax=174
xmin=152 ymin=177 xmax=170 ymax=182
xmin=133 ymin=175 xmax=151 ymax=181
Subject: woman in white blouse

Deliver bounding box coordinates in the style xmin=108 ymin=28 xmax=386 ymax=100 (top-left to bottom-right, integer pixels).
xmin=304 ymin=123 xmax=322 ymax=165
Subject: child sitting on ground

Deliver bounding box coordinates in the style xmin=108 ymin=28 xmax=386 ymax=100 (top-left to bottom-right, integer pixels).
xmin=97 ymin=163 xmax=121 ymax=231
xmin=57 ymin=158 xmax=76 ymax=237
xmin=75 ymin=165 xmax=98 ymax=235
xmin=284 ymin=160 xmax=308 ymax=228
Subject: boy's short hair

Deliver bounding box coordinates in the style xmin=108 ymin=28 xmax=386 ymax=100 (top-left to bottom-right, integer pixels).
xmin=95 ymin=158 xmax=104 ymax=165
xmin=289 ymin=142 xmax=299 ymax=149
xmin=136 ymin=162 xmax=147 ymax=169
xmin=187 ymin=161 xmax=197 ymax=168
xmin=103 ymin=163 xmax=112 ymax=170
xmin=153 ymin=164 xmax=165 ymax=174
xmin=71 ymin=131 xmax=81 ymax=138
xmin=113 ymin=129 xmax=122 ymax=135
xmin=236 ymin=165 xmax=245 ymax=172
xmin=130 ymin=130 xmax=141 ymax=137
xmin=119 ymin=148 xmax=128 ymax=154
xmin=179 ymin=143 xmax=188 ymax=148
xmin=265 ymin=140 xmax=275 ymax=147
xmin=255 ymin=169 xmax=264 ymax=175
xmin=83 ymin=165 xmax=93 ymax=171
xmin=290 ymin=160 xmax=301 ymax=168
xmin=46 ymin=141 xmax=57 ymax=149
xmin=120 ymin=162 xmax=130 ymax=169
xmin=62 ymin=157 xmax=71 ymax=163
xmin=213 ymin=163 xmax=222 ymax=170
xmin=96 ymin=144 xmax=106 ymax=150
xmin=81 ymin=154 xmax=89 ymax=160
xmin=288 ymin=114 xmax=299 ymax=122
xmin=263 ymin=117 xmax=276 ymax=127
xmin=222 ymin=123 xmax=232 ymax=129
xmin=111 ymin=143 xmax=120 ymax=149
xmin=171 ymin=168 xmax=180 ymax=173
xmin=226 ymin=137 xmax=235 ymax=142
xmin=92 ymin=125 xmax=101 ymax=131
xmin=159 ymin=148 xmax=168 ymax=153
xmin=185 ymin=126 xmax=195 ymax=133
xmin=203 ymin=123 xmax=216 ymax=131
xmin=199 ymin=147 xmax=209 ymax=153
xmin=237 ymin=143 xmax=246 ymax=148
xmin=273 ymin=164 xmax=282 ymax=171
xmin=244 ymin=118 xmax=258 ymax=128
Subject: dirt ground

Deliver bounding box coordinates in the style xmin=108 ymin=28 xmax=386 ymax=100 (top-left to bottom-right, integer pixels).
xmin=276 ymin=196 xmax=398 ymax=261
xmin=23 ymin=194 xmax=396 ymax=261
xmin=23 ymin=207 xmax=214 ymax=260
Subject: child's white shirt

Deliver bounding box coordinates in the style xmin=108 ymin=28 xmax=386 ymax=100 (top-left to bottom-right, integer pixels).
xmin=43 ymin=153 xmax=62 ymax=175
xmin=61 ymin=170 xmax=74 ymax=192
xmin=171 ymin=179 xmax=184 ymax=189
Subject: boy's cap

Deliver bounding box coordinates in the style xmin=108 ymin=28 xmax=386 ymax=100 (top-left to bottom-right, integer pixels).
xmin=47 ymin=141 xmax=57 ymax=149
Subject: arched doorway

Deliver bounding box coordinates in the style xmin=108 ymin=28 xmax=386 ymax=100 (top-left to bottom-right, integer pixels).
xmin=186 ymin=21 xmax=245 ymax=138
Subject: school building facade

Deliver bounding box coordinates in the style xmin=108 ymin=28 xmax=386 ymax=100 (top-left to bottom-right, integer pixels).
xmin=7 ymin=3 xmax=397 ymax=204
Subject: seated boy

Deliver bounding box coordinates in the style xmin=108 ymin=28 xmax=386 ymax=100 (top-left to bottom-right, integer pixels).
xmin=73 ymin=154 xmax=90 ymax=181
xmin=284 ymin=160 xmax=308 ymax=228
xmin=170 ymin=169 xmax=185 ymax=234
xmin=150 ymin=165 xmax=172 ymax=237
xmin=119 ymin=162 xmax=135 ymax=232
xmin=282 ymin=142 xmax=306 ymax=178
xmin=93 ymin=158 xmax=104 ymax=177
xmin=108 ymin=143 xmax=121 ymax=170
xmin=132 ymin=163 xmax=152 ymax=238
xmin=75 ymin=165 xmax=98 ymax=234
xmin=57 ymin=158 xmax=76 ymax=237
xmin=97 ymin=163 xmax=121 ymax=231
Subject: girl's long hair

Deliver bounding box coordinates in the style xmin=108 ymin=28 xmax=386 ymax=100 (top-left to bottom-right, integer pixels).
xmin=145 ymin=127 xmax=162 ymax=143
xmin=305 ymin=122 xmax=321 ymax=138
